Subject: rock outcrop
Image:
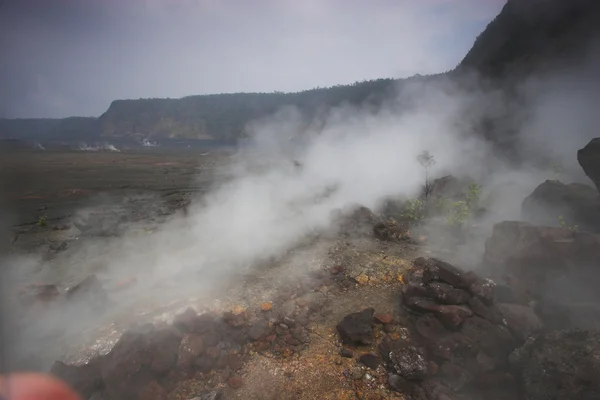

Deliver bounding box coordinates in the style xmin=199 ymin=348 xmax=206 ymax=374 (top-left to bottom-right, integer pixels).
xmin=510 ymin=329 xmax=600 ymax=400
xmin=484 ymin=221 xmax=600 ymax=329
xmin=397 ymin=258 xmax=527 ymax=399
xmin=578 ymin=138 xmax=600 ymax=195
xmin=521 ymin=180 xmax=600 ymax=233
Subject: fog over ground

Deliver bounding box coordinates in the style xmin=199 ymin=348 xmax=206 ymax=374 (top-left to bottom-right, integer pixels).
xmin=3 ymin=0 xmax=600 ymax=377
xmin=4 ymin=36 xmax=600 ymax=368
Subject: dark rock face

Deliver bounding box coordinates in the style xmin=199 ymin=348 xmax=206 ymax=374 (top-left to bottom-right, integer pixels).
xmin=100 ymin=325 xmax=182 ymax=400
xmin=422 ymin=258 xmax=467 ymax=289
xmin=428 ymin=282 xmax=470 ymax=305
xmin=331 ymin=204 xmax=377 ymax=238
xmin=578 ymin=137 xmax=600 ymax=195
xmin=483 ymin=221 xmax=600 ymax=328
xmin=358 ymin=353 xmax=381 ymax=370
xmin=498 ymin=303 xmax=543 ymax=341
xmin=388 ymin=374 xmax=428 ymax=399
xmin=399 ymin=257 xmax=527 ymax=399
xmin=50 ymin=359 xmax=103 ymax=399
xmin=177 ymin=333 xmax=205 ymax=369
xmin=521 ymin=179 xmax=600 ymax=233
xmin=336 ymin=308 xmax=375 ymax=345
xmin=510 ymin=329 xmax=600 ymax=400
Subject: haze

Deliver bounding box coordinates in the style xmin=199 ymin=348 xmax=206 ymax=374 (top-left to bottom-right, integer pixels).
xmin=0 ymin=0 xmax=504 ymax=118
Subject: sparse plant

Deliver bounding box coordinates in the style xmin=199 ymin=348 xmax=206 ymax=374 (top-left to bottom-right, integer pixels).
xmin=402 ymin=199 xmax=426 ymax=222
xmin=558 ymin=215 xmax=578 ymax=232
xmin=37 ymin=214 xmax=48 ymax=227
xmin=445 ymin=201 xmax=470 ymax=227
xmin=417 ymin=150 xmax=436 ymax=201
xmin=465 ymin=182 xmax=482 ymax=209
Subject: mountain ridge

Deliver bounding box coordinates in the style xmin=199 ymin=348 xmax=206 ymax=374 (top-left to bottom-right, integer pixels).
xmin=2 ymin=0 xmax=599 ymax=145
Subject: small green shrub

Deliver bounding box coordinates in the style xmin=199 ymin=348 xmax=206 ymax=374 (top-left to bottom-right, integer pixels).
xmin=558 ymin=215 xmax=578 ymax=232
xmin=402 ymin=199 xmax=426 ymax=222
xmin=446 ymin=201 xmax=470 ymax=227
xmin=466 ymin=182 xmax=482 ymax=209
xmin=37 ymin=214 xmax=48 ymax=227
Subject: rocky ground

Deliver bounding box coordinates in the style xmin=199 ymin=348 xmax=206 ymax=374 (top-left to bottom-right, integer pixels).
xmin=5 ymin=138 xmax=600 ymax=400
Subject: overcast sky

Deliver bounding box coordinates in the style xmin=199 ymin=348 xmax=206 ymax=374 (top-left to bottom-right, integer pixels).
xmin=0 ymin=0 xmax=505 ymax=118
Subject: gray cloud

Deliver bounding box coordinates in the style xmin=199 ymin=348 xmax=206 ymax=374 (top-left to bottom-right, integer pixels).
xmin=0 ymin=0 xmax=503 ymax=118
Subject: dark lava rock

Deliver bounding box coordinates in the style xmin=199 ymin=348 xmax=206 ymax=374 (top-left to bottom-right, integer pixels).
xmin=468 ymin=279 xmax=495 ymax=306
xmin=359 ymin=353 xmax=381 ymax=370
xmin=340 ymin=348 xmax=354 ymax=358
xmin=65 ymin=274 xmax=109 ymax=310
xmin=201 ymin=330 xmax=221 ymax=347
xmin=100 ymin=324 xmax=182 ymax=400
xmin=380 ymin=338 xmax=428 ymax=381
xmin=222 ymin=311 xmax=247 ymax=328
xmin=422 ymin=258 xmax=467 ymax=288
xmin=460 ymin=317 xmax=516 ymax=367
xmin=388 ymin=374 xmax=428 ymax=399
xmin=405 ymin=297 xmax=472 ymax=330
xmin=403 ymin=296 xmax=441 ymax=314
xmin=428 ymin=282 xmax=471 ymax=305
xmin=336 ymin=308 xmax=375 ymax=345
xmin=483 ymin=221 xmax=600 ymax=303
xmin=493 ymin=283 xmax=522 ymax=304
xmin=428 ymin=332 xmax=478 ymax=365
xmin=415 ymin=314 xmax=448 ymax=341
xmin=440 ymin=363 xmax=473 ymax=392
xmin=434 ymin=305 xmax=473 ymax=330
xmin=578 ymin=138 xmax=600 ymax=194
xmin=139 ymin=380 xmax=167 ymax=400
xmin=248 ymin=320 xmax=270 ymax=341
xmin=172 ymin=307 xmax=199 ymax=332
xmin=50 ymin=360 xmax=102 ymax=399
xmin=177 ymin=333 xmax=205 ymax=369
xmin=421 ymin=379 xmax=461 ymax=400
xmin=522 ymin=179 xmax=600 ymax=234
xmin=510 ymin=329 xmax=600 ymax=400
xmin=468 ymin=297 xmax=504 ymax=325
xmin=498 ymin=303 xmax=542 ymax=342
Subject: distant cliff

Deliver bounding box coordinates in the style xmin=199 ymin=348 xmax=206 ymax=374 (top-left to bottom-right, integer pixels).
xmin=96 ymin=79 xmax=399 ymax=140
xmin=458 ymin=0 xmax=600 ymax=78
xmin=3 ymin=0 xmax=600 ymax=144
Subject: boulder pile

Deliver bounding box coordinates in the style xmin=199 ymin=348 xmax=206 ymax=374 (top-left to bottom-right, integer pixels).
xmin=334 ymin=256 xmax=600 ymax=400
xmin=483 ymin=221 xmax=600 ymax=329
xmin=396 ymin=257 xmax=537 ymax=399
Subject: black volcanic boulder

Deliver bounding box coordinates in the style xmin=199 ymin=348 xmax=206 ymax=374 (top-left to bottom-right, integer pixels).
xmin=50 ymin=359 xmax=102 ymax=399
xmin=379 ymin=338 xmax=428 ymax=381
xmin=578 ymin=137 xmax=600 ymax=195
xmin=521 ymin=180 xmax=600 ymax=233
xmin=510 ymin=329 xmax=600 ymax=400
xmin=337 ymin=308 xmax=375 ymax=345
xmin=483 ymin=221 xmax=600 ymax=308
xmin=498 ymin=303 xmax=543 ymax=342
xmin=422 ymin=258 xmax=468 ymax=289
xmin=100 ymin=324 xmax=182 ymax=400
